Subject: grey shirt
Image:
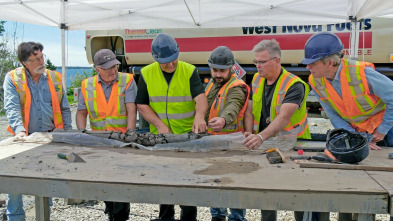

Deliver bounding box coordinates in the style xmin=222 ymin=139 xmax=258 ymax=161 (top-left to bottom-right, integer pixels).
xmin=77 ymin=74 xmax=137 ymax=110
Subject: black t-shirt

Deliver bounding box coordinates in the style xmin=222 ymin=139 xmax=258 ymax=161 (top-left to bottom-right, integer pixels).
xmin=136 ymin=68 xmax=204 ymax=105
xmin=249 ymin=73 xmax=305 ymax=132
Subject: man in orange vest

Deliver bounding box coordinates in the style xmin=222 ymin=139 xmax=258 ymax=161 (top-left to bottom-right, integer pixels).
xmin=243 ymin=39 xmax=311 ymax=221
xmin=76 ymin=49 xmax=137 ymax=221
xmin=302 ymin=32 xmax=393 ymax=221
xmin=302 ymin=32 xmax=393 ymax=151
xmin=204 ymin=46 xmax=249 ymax=221
xmin=3 ymin=42 xmax=72 ymax=220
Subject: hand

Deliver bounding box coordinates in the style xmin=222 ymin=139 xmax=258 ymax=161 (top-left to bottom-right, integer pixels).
xmin=15 ymin=131 xmax=27 ymax=137
xmin=157 ymin=125 xmax=171 ymax=134
xmin=244 ymin=132 xmax=252 ymax=138
xmin=369 ymin=141 xmax=382 ymax=150
xmin=208 ymin=117 xmax=225 ymax=132
xmin=243 ymin=134 xmax=264 ymax=150
xmin=192 ymin=117 xmax=207 ymax=134
xmin=372 ymin=130 xmax=385 ymax=143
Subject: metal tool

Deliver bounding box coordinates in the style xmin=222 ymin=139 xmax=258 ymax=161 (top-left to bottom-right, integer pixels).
xmin=57 ymin=152 xmax=86 ymax=163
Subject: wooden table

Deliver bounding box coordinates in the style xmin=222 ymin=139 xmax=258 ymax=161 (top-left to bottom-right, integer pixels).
xmin=0 ymin=141 xmax=392 ymax=220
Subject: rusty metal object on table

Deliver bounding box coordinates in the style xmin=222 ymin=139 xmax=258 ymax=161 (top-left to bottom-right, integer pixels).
xmin=57 ymin=152 xmax=86 ymax=163
xmin=266 ymin=148 xmax=286 ymax=164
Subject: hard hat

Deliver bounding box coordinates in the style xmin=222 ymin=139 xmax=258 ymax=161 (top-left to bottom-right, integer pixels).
xmin=326 ymin=128 xmax=371 ymax=164
xmin=208 ymin=46 xmax=235 ymax=69
xmin=151 ymin=33 xmax=179 ymax=64
xmin=301 ymin=32 xmax=344 ymax=65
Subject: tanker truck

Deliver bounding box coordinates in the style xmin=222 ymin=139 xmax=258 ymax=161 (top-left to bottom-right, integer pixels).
xmin=85 ymin=17 xmax=393 ymax=116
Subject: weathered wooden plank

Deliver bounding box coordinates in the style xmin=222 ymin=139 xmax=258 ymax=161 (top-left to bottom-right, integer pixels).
xmin=0 ymin=142 xmax=390 ymax=216
xmin=0 ymin=176 xmax=387 ymax=214
xmin=367 ymin=171 xmax=393 ymax=216
xmin=299 ymin=162 xmax=393 ymax=172
xmin=35 ymin=196 xmax=50 ymax=221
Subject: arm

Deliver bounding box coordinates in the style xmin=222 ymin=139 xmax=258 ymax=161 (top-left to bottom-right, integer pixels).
xmin=125 ymin=80 xmax=138 ymax=130
xmin=243 ymin=102 xmax=298 ymax=149
xmin=193 ymin=93 xmax=208 ymax=133
xmin=137 ymin=104 xmax=170 ymax=133
xmin=76 ymin=109 xmax=88 ymax=130
xmin=126 ymin=103 xmax=137 ymax=130
xmin=208 ymin=86 xmax=247 ymax=132
xmin=3 ymin=73 xmax=26 ymax=135
xmin=244 ymin=100 xmax=254 ymax=136
xmin=60 ymin=87 xmax=72 ymax=129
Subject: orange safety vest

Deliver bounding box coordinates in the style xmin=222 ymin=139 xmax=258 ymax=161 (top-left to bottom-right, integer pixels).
xmin=6 ymin=67 xmax=64 ymax=135
xmin=205 ymin=74 xmax=249 ymax=135
xmin=81 ymin=73 xmax=134 ymax=133
xmin=309 ymin=59 xmax=385 ymax=134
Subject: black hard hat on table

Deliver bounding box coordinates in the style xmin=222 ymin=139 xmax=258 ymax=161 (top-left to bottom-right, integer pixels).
xmin=326 ymin=128 xmax=371 ymax=164
xmin=208 ymin=46 xmax=235 ymax=69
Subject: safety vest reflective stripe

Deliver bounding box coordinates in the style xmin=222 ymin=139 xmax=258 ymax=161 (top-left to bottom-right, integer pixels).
xmin=142 ymin=61 xmax=196 ymax=134
xmin=205 ymin=74 xmax=249 ymax=135
xmin=309 ymin=59 xmax=385 ymax=133
xmin=82 ymin=72 xmax=133 ymax=132
xmin=7 ymin=68 xmax=64 ymax=135
xmin=157 ymin=110 xmax=196 ymax=120
xmin=150 ymin=96 xmax=194 ymax=102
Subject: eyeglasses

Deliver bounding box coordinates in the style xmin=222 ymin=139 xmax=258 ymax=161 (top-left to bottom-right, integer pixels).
xmin=98 ymin=64 xmax=118 ymax=71
xmin=253 ymin=57 xmax=276 ymax=66
xmin=28 ymin=54 xmax=46 ymax=63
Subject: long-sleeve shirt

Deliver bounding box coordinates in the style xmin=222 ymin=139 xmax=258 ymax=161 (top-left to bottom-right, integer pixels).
xmin=313 ymin=62 xmax=393 ymax=135
xmin=205 ymin=84 xmax=248 ymax=125
xmin=3 ymin=69 xmax=72 ymax=134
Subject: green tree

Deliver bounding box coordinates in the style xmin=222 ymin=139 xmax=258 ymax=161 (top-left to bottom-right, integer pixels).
xmin=45 ymin=58 xmax=57 ymax=71
xmin=0 ymin=21 xmax=18 ymax=114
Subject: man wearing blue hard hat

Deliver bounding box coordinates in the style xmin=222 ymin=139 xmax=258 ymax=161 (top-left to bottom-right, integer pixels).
xmin=136 ymin=33 xmax=208 ymax=221
xmin=302 ymin=32 xmax=393 ymax=151
xmin=303 ymin=31 xmax=393 ymax=221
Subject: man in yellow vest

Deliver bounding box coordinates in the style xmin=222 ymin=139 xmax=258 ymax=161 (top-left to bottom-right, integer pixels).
xmin=243 ymin=39 xmax=311 ymax=221
xmin=302 ymin=32 xmax=393 ymax=221
xmin=205 ymin=46 xmax=249 ymax=221
xmin=76 ymin=49 xmax=137 ymax=221
xmin=302 ymin=32 xmax=393 ymax=151
xmin=3 ymin=42 xmax=72 ymax=221
xmin=136 ymin=33 xmax=208 ymax=221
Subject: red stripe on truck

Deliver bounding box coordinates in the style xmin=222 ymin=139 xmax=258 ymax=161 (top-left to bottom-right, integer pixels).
xmin=125 ymin=32 xmax=372 ymax=53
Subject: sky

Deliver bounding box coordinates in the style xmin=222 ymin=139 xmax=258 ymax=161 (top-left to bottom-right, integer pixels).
xmin=3 ymin=21 xmax=91 ymax=67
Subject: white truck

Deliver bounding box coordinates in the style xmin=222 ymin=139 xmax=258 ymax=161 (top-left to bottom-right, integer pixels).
xmin=85 ymin=17 xmax=393 ymax=115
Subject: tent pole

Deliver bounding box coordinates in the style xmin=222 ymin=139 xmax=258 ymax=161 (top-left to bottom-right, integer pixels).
xmin=349 ymin=17 xmax=360 ymax=61
xmin=61 ymin=28 xmax=66 ymax=91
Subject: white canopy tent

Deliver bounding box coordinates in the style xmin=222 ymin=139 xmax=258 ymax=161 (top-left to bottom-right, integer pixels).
xmin=1 ymin=0 xmax=393 ymax=89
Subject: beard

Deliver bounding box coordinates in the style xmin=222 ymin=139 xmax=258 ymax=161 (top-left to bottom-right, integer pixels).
xmin=34 ymin=65 xmax=46 ymax=74
xmin=213 ymin=76 xmax=230 ymax=85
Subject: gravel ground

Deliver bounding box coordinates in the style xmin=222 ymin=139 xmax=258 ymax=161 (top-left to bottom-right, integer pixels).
xmin=0 ymin=113 xmax=390 ymax=220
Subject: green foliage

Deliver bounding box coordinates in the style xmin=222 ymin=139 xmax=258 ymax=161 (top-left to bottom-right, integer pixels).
xmin=45 ymin=59 xmax=57 ymax=71
xmin=67 ymin=68 xmax=97 ymax=100
xmin=0 ymin=21 xmax=18 ymax=115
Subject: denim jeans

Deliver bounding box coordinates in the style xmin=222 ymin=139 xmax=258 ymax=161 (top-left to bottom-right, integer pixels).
xmin=210 ymin=208 xmax=247 ymax=221
xmin=7 ymin=194 xmax=52 ymax=221
xmin=383 ymin=126 xmax=393 ymax=147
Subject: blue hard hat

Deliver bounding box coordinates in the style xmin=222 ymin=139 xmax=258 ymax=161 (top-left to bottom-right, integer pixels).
xmin=301 ymin=32 xmax=344 ymax=65
xmin=151 ymin=33 xmax=179 ymax=64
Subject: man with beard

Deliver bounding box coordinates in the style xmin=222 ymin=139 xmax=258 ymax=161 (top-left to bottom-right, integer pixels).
xmin=243 ymin=39 xmax=311 ymax=221
xmin=3 ymin=42 xmax=72 ymax=220
xmin=204 ymin=46 xmax=249 ymax=221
